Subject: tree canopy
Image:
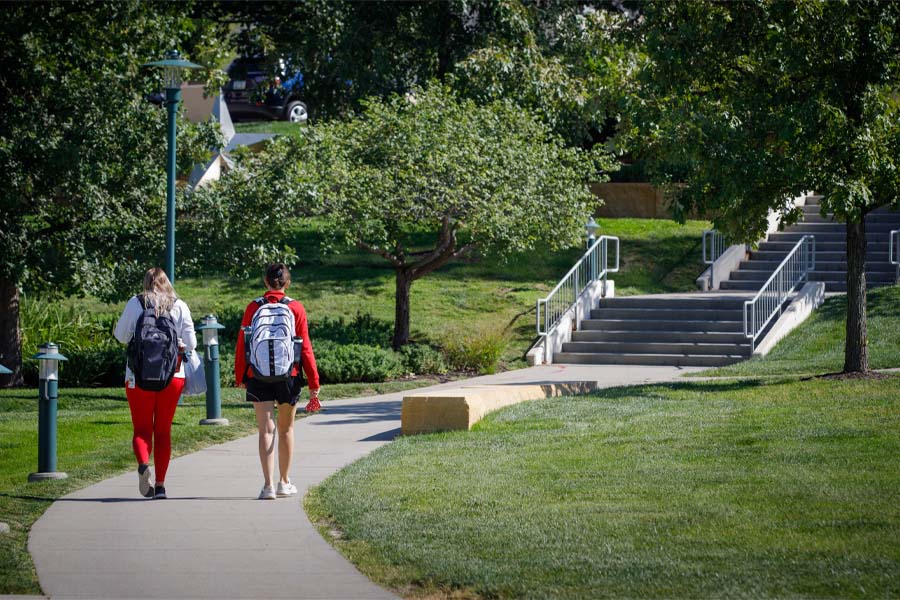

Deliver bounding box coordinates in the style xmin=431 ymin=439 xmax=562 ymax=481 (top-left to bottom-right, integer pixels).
xmin=209 ymin=0 xmax=637 ymax=147
xmin=226 ymin=84 xmax=614 ymax=347
xmin=0 ymin=0 xmax=228 ymax=384
xmin=630 ymin=0 xmax=900 ymax=372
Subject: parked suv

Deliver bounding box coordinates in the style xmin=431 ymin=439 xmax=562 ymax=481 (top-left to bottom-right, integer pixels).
xmin=224 ymin=57 xmax=308 ymax=123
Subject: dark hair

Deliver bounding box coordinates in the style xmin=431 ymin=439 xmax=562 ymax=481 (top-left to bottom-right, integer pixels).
xmin=265 ymin=263 xmax=291 ymax=290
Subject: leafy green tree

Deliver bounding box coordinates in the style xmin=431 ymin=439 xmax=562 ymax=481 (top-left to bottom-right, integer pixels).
xmin=208 ymin=0 xmax=637 ymax=146
xmin=0 ymin=1 xmax=227 ymax=386
xmin=630 ymin=0 xmax=900 ymax=374
xmin=449 ymin=2 xmax=638 ymax=147
xmin=258 ymin=85 xmax=613 ymax=347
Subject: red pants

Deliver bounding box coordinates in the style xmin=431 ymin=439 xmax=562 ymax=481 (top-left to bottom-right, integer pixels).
xmin=125 ymin=378 xmax=184 ymax=483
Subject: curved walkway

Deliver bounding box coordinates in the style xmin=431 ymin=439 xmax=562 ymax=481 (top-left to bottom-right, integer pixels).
xmin=28 ymin=364 xmax=702 ymax=599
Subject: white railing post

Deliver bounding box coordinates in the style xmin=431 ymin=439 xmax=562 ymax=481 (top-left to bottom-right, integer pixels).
xmin=890 ymin=230 xmax=899 ymax=283
xmin=535 ymin=235 xmax=621 ymax=358
xmin=743 ymin=235 xmax=815 ymax=350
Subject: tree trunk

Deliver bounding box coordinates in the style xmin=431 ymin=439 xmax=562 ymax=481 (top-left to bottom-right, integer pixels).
xmin=843 ymin=217 xmax=868 ymax=374
xmin=392 ymin=268 xmax=414 ymax=349
xmin=0 ymin=277 xmax=23 ymax=387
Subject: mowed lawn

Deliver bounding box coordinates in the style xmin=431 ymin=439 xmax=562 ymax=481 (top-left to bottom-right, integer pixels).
xmin=695 ymin=285 xmax=900 ymax=378
xmin=307 ymin=375 xmax=900 ymax=599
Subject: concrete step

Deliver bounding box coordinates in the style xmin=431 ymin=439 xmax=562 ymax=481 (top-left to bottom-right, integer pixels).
xmin=580 ymin=318 xmax=745 ymax=333
xmin=719 ymin=280 xmax=779 ymax=291
xmin=553 ymin=352 xmax=744 ymax=367
xmin=749 ymin=250 xmax=891 ymax=262
xmin=757 ymin=241 xmax=889 ymax=252
xmin=768 ymin=232 xmax=891 ymax=243
xmin=571 ymin=330 xmax=750 ymax=344
xmin=738 ymin=260 xmax=896 ymax=273
xmin=810 ymin=272 xmax=897 ymax=283
xmin=598 ymin=296 xmax=750 ymax=310
xmin=590 ymin=308 xmax=743 ymax=321
xmin=562 ymin=341 xmax=751 ymax=356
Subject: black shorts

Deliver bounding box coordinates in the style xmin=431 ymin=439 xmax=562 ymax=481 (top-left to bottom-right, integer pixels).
xmin=246 ymin=377 xmax=302 ymax=406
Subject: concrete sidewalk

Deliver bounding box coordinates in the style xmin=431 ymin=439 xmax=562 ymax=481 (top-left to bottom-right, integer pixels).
xmin=28 ymin=364 xmax=702 ymax=599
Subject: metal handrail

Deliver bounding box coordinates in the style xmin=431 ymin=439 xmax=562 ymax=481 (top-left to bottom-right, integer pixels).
xmin=536 ymin=236 xmax=620 ymax=340
xmin=743 ymin=235 xmax=815 ymax=351
xmin=890 ymin=229 xmax=899 ymax=283
xmin=702 ymin=230 xmax=726 ymax=265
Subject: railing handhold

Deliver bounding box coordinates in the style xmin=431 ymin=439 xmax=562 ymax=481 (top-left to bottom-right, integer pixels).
xmin=743 ymin=235 xmax=815 ymax=352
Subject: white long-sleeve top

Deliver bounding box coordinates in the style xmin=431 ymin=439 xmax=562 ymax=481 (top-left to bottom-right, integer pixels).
xmin=114 ymin=296 xmax=197 ymax=386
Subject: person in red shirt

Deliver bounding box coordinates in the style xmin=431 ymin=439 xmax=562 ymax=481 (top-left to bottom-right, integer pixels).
xmin=235 ymin=263 xmax=321 ymax=500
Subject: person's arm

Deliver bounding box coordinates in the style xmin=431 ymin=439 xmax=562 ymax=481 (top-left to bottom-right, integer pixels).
xmin=234 ymin=302 xmax=255 ymax=387
xmin=294 ymin=303 xmax=320 ymax=392
xmin=113 ymin=296 xmax=140 ymax=344
xmin=178 ymin=301 xmax=197 ymax=354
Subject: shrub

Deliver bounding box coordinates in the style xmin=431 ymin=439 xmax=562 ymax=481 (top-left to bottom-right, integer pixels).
xmin=443 ymin=325 xmax=507 ymax=374
xmin=314 ymin=341 xmax=405 ymax=383
xmin=311 ymin=313 xmax=393 ymax=348
xmin=20 ymin=298 xmax=123 ymax=387
xmin=400 ymin=344 xmax=448 ymax=375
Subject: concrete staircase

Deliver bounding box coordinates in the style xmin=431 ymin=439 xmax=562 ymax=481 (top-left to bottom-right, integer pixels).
xmin=553 ymin=196 xmax=899 ymax=367
xmin=720 ymin=196 xmax=900 ymax=292
xmin=554 ymin=293 xmax=754 ymax=366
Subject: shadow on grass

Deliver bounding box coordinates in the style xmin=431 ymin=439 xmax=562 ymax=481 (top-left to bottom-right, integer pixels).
xmin=589 ymin=378 xmax=768 ymax=400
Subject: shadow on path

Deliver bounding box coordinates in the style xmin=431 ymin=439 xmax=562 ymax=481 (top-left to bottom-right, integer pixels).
xmin=312 ymin=400 xmax=400 ymax=426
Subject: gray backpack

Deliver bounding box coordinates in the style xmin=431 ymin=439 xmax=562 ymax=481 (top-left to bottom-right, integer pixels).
xmin=244 ymin=297 xmax=299 ymax=383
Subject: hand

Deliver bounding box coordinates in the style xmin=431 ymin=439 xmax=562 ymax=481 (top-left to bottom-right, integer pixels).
xmin=305 ymin=389 xmax=321 ymax=413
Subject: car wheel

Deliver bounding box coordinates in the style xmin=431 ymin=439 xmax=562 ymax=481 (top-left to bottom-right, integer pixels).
xmin=284 ymin=101 xmax=308 ymax=123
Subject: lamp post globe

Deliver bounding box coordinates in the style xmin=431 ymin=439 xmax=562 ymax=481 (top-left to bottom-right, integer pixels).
xmin=143 ymin=50 xmax=203 ymax=284
xmin=585 ymin=216 xmax=600 ymax=249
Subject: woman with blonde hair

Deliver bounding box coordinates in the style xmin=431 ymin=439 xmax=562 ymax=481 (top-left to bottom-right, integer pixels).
xmin=114 ymin=267 xmax=196 ymax=499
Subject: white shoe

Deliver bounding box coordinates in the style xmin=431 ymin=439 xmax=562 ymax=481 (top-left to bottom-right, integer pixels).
xmin=138 ymin=464 xmax=153 ymax=498
xmin=258 ymin=485 xmax=276 ymax=500
xmin=276 ymin=480 xmax=298 ymax=497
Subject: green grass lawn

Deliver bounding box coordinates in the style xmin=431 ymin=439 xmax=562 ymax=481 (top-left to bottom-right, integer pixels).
xmin=233 ymin=119 xmax=307 ymax=138
xmin=0 ymin=378 xmax=440 ymax=594
xmin=307 ymin=375 xmax=900 ymax=599
xmin=695 ymin=285 xmax=900 ymax=378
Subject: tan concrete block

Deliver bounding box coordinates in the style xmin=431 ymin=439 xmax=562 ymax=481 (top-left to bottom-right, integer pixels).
xmin=401 ymin=382 xmax=596 ymax=435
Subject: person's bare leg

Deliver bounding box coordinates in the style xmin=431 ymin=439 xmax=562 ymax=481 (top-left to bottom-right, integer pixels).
xmin=254 ymin=401 xmax=276 ymax=487
xmin=276 ymin=402 xmax=298 ymax=484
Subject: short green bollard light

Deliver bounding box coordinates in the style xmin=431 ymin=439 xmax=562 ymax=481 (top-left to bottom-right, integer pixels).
xmin=197 ymin=315 xmax=228 ymax=426
xmin=29 ymin=343 xmax=68 ymax=482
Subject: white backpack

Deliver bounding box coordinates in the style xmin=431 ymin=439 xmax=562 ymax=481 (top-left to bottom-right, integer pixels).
xmin=244 ymin=297 xmax=299 ymax=382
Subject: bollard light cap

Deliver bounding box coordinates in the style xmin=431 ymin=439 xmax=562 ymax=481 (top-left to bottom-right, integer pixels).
xmin=197 ymin=315 xmax=226 ymax=331
xmin=32 ymin=343 xmax=68 ymax=362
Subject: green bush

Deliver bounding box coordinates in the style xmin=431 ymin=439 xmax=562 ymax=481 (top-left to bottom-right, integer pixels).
xmin=314 ymin=341 xmax=405 ymax=383
xmin=444 ymin=326 xmax=507 ymax=374
xmin=311 ymin=313 xmax=393 ymax=348
xmin=400 ymin=344 xmax=448 ymax=375
xmin=20 ymin=298 xmax=122 ymax=387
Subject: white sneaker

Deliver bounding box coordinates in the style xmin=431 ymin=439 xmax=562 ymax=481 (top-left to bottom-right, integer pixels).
xmin=138 ymin=464 xmax=153 ymax=498
xmin=276 ymin=480 xmax=298 ymax=497
xmin=258 ymin=485 xmax=276 ymax=500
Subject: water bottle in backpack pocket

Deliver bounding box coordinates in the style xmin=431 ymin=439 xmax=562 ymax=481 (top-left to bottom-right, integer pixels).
xmin=245 ymin=297 xmax=297 ymax=383
xmin=128 ymin=295 xmax=180 ymax=391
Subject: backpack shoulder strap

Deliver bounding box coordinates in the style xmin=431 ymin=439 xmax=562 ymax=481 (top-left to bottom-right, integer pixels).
xmin=254 ymin=297 xmax=266 ymax=306
xmin=280 ymin=296 xmax=293 ymax=305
